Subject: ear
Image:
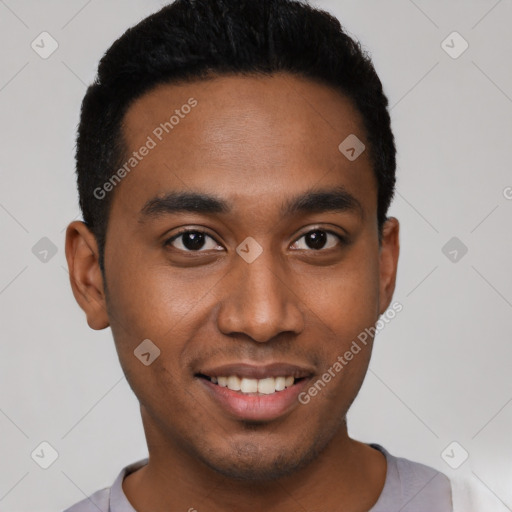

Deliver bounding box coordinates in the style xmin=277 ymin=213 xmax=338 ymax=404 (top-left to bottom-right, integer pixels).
xmin=378 ymin=217 xmax=400 ymax=314
xmin=65 ymin=221 xmax=110 ymax=330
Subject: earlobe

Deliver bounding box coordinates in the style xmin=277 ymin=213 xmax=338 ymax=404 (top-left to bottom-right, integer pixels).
xmin=65 ymin=221 xmax=110 ymax=330
xmin=378 ymin=217 xmax=400 ymax=315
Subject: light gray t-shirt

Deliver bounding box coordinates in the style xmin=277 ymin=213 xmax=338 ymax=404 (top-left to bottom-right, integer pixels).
xmin=63 ymin=444 xmax=453 ymax=512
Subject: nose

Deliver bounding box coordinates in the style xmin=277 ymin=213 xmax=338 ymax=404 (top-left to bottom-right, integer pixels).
xmin=216 ymin=252 xmax=305 ymax=343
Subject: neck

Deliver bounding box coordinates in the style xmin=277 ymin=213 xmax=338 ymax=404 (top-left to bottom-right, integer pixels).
xmin=123 ymin=413 xmax=386 ymax=512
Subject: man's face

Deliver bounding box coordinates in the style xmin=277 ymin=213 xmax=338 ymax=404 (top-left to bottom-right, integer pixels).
xmin=85 ymin=74 xmax=398 ymax=480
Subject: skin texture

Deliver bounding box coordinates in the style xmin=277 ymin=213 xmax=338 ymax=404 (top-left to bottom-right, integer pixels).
xmin=66 ymin=73 xmax=400 ymax=512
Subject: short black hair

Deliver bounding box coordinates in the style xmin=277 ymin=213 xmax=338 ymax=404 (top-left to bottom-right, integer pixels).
xmin=76 ymin=0 xmax=396 ymax=271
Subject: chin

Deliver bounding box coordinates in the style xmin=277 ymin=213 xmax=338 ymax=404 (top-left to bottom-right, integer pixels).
xmin=194 ymin=433 xmax=329 ymax=482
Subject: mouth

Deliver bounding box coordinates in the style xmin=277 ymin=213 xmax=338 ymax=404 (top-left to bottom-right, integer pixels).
xmin=194 ymin=362 xmax=314 ymax=421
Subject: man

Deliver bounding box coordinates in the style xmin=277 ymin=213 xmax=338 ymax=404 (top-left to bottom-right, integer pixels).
xmin=64 ymin=0 xmax=452 ymax=510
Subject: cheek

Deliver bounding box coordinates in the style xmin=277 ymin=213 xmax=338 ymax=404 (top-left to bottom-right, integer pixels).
xmin=300 ymin=252 xmax=381 ymax=341
xmin=106 ymin=256 xmax=210 ymax=339
xmin=104 ymin=250 xmax=224 ymax=403
xmin=104 ymin=264 xmax=205 ymax=420
xmin=295 ymin=247 xmax=380 ymax=407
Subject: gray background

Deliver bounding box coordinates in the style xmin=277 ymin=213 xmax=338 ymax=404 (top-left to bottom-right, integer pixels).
xmin=0 ymin=1 xmax=511 ymax=510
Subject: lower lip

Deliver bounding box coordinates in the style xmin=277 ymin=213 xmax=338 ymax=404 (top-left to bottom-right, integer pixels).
xmin=198 ymin=377 xmax=311 ymax=422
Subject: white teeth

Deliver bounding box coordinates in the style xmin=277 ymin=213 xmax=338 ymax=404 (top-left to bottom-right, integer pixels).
xmin=257 ymin=377 xmax=276 ymax=394
xmin=210 ymin=375 xmax=297 ymax=394
xmin=240 ymin=378 xmax=258 ymax=393
xmin=227 ymin=375 xmax=241 ymax=391
xmin=275 ymin=376 xmax=286 ymax=391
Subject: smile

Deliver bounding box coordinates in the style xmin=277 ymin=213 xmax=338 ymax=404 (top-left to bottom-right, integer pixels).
xmin=200 ymin=374 xmax=299 ymax=395
xmin=196 ymin=375 xmax=312 ymax=422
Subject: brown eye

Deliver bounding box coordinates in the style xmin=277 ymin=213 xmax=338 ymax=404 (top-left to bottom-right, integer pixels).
xmin=291 ymin=229 xmax=343 ymax=251
xmin=304 ymin=230 xmax=327 ymax=250
xmin=166 ymin=230 xmax=223 ymax=252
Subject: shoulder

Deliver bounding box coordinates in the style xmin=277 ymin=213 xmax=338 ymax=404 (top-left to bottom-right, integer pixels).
xmin=62 ymin=486 xmax=110 ymax=512
xmin=394 ymin=452 xmax=453 ymax=505
xmin=62 ymin=458 xmax=148 ymax=512
xmin=370 ymin=444 xmax=453 ymax=512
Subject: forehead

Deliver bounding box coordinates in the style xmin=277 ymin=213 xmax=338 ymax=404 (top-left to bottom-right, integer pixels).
xmin=116 ymin=73 xmax=376 ymax=216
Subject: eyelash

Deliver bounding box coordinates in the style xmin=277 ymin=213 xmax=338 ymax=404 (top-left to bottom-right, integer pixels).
xmin=164 ymin=228 xmax=347 ymax=252
xmin=165 ymin=229 xmax=222 ymax=252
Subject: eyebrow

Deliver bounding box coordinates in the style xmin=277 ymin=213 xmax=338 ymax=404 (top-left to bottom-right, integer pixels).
xmin=140 ymin=191 xmax=230 ymax=219
xmin=139 ymin=186 xmax=363 ymax=220
xmin=283 ymin=186 xmax=364 ymax=219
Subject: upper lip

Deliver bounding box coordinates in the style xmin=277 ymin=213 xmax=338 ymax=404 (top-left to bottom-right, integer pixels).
xmin=196 ymin=362 xmax=315 ymax=380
